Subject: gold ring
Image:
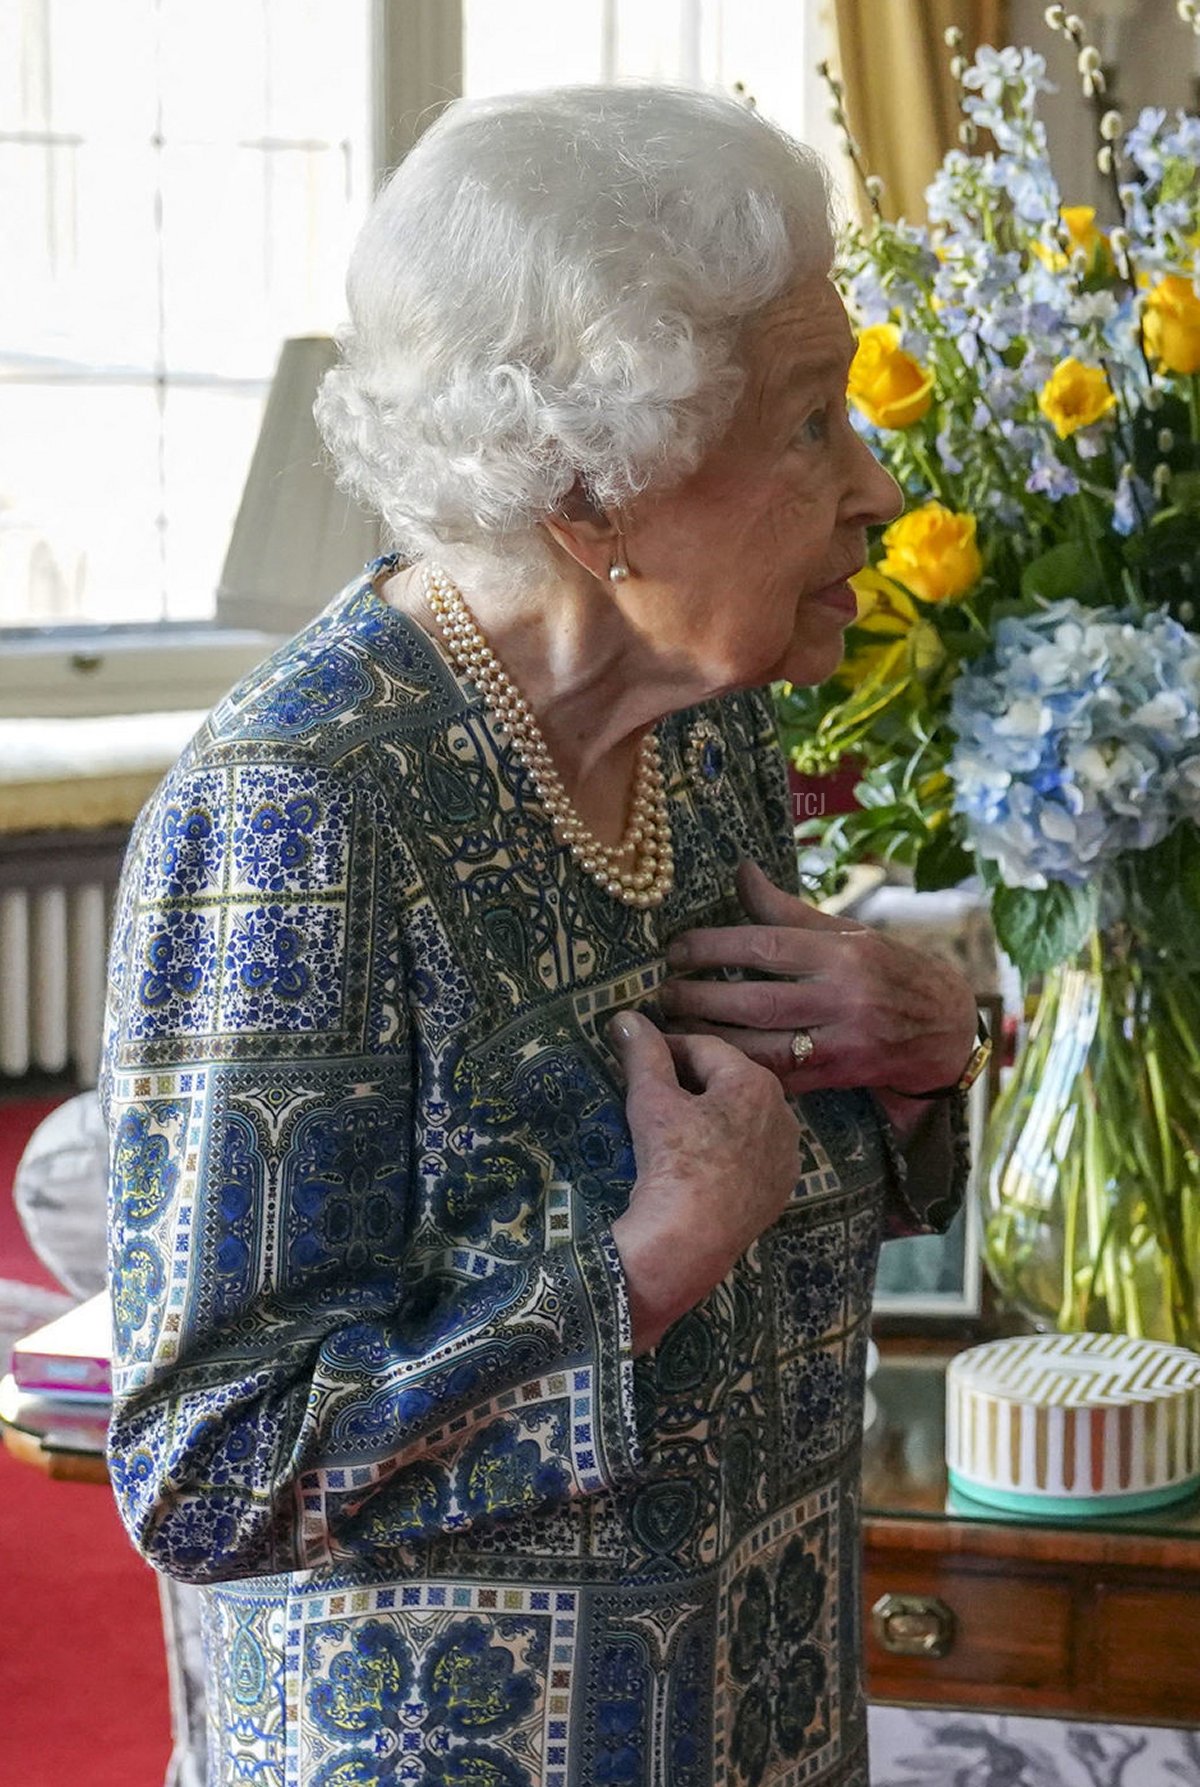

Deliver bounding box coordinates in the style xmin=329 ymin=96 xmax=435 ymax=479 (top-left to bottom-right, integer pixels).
xmin=789 ymin=1026 xmax=815 ymax=1065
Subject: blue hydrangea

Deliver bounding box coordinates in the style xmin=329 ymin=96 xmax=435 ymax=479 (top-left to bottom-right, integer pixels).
xmin=949 ymin=602 xmax=1200 ymax=888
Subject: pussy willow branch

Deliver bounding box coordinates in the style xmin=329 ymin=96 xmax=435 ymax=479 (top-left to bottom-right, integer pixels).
xmin=815 ymin=59 xmax=883 ymax=221
xmin=1044 ymin=10 xmax=1154 ymax=378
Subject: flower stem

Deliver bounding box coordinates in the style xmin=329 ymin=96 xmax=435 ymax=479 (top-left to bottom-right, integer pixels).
xmin=985 ymin=928 xmax=1200 ymax=1350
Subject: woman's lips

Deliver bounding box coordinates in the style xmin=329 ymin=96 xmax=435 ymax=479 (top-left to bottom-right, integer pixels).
xmin=808 ymin=578 xmax=858 ymax=619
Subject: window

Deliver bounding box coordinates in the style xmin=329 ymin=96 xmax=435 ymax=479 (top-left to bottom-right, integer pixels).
xmin=464 ymin=0 xmax=844 ymax=165
xmin=0 ymin=0 xmax=372 ymax=632
xmin=0 ymin=0 xmax=841 ymax=713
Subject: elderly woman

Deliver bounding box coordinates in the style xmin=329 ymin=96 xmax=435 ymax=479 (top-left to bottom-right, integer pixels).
xmin=103 ymin=84 xmax=982 ymax=1787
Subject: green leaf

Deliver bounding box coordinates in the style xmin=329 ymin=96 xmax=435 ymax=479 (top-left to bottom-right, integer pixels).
xmin=1164 ymin=471 xmax=1200 ymax=515
xmin=991 ymin=879 xmax=1099 ymax=979
xmin=1019 ymin=541 xmax=1092 ymax=606
xmin=833 ymin=804 xmax=909 ymax=836
xmin=1161 ymin=157 xmax=1197 ymax=206
xmin=914 ymin=830 xmax=974 ymax=892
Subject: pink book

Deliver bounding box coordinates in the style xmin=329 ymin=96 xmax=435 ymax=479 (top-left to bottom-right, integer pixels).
xmin=11 ymin=1292 xmax=112 ymax=1398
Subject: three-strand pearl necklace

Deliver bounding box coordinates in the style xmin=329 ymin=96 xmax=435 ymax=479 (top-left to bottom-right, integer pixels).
xmin=423 ymin=564 xmax=674 ymax=909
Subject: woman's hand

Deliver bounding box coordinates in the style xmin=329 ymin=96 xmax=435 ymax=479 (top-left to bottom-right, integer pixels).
xmin=608 ymin=1011 xmax=802 ymax=1353
xmin=657 ymin=859 xmax=979 ymax=1101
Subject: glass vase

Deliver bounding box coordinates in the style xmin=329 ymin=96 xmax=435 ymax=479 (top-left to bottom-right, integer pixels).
xmin=980 ymin=927 xmax=1200 ymax=1350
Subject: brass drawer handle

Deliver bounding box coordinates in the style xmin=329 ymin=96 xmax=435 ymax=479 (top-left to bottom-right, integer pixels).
xmin=872 ymin=1592 xmax=956 ymax=1657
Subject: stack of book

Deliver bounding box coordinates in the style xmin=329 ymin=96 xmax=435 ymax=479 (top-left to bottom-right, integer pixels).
xmin=6 ymin=1292 xmax=111 ymax=1454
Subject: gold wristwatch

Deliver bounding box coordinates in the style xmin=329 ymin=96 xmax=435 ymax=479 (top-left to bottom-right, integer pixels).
xmin=890 ymin=1014 xmax=992 ymax=1100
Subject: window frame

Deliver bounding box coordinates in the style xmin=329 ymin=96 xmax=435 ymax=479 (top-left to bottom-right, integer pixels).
xmin=0 ymin=0 xmax=462 ymax=719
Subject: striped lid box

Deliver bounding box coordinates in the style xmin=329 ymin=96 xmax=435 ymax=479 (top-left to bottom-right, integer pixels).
xmin=946 ymin=1332 xmax=1200 ymax=1519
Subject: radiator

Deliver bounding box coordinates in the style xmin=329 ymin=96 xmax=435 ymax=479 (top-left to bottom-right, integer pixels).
xmin=0 ymin=831 xmax=126 ymax=1086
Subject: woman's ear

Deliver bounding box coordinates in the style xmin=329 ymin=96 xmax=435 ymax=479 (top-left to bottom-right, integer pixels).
xmin=541 ymin=479 xmax=623 ymax=582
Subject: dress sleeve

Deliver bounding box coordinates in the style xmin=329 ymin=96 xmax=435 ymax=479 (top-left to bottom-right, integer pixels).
xmin=873 ymin=1093 xmax=971 ymax=1239
xmin=736 ymin=687 xmax=970 ymax=1237
xmin=102 ymin=751 xmax=642 ymax=1586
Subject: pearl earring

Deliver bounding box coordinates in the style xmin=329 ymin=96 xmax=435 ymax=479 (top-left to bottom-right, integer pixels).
xmin=608 ymin=536 xmax=631 ymax=582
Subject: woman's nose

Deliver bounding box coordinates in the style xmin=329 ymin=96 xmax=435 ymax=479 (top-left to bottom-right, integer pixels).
xmin=850 ymin=432 xmax=904 ymax=527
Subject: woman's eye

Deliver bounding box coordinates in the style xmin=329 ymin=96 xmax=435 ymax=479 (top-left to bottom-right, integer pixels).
xmin=794 ymin=407 xmax=829 ymax=445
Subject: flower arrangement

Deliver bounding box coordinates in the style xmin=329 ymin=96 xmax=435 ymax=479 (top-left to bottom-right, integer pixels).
xmin=775 ymin=7 xmax=1200 ymax=1346
xmin=779 ymin=7 xmax=1200 ymax=975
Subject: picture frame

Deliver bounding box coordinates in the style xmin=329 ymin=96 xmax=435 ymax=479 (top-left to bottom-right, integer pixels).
xmin=871 ymin=992 xmax=1004 ymax=1330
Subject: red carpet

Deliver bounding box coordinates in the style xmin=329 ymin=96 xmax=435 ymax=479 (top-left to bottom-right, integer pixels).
xmin=1 ymin=1093 xmax=174 ymax=1786
xmin=0 ymin=1444 xmax=173 ymax=1787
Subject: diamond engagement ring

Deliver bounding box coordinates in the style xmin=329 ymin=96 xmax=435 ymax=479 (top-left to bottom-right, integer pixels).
xmin=789 ymin=1027 xmax=816 ymax=1066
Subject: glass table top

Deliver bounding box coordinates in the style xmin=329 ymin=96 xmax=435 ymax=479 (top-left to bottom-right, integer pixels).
xmin=7 ymin=1348 xmax=1200 ymax=1542
xmin=863 ymin=1348 xmax=1200 ymax=1541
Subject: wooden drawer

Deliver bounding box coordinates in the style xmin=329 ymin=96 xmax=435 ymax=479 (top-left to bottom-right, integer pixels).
xmin=864 ymin=1556 xmax=1073 ymax=1706
xmin=860 ymin=1345 xmax=1200 ymax=1723
xmin=1091 ymin=1586 xmax=1200 ymax=1724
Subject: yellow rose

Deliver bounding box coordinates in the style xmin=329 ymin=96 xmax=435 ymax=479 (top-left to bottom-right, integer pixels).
xmin=835 ymin=568 xmax=948 ymax=696
xmin=847 ymin=323 xmax=934 ymax=430
xmin=1032 ymin=205 xmax=1110 ymax=273
xmin=1142 ymin=275 xmax=1200 ymax=376
xmin=1037 ymin=358 xmax=1117 ymax=439
xmin=850 ymin=565 xmax=907 ymax=626
xmin=876 ymin=504 xmax=982 ymax=605
xmin=1062 ymin=205 xmax=1106 ymax=259
xmin=832 ymin=569 xmax=942 ymax=693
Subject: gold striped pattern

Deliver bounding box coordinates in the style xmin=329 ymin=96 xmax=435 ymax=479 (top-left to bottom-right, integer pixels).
xmin=946 ymin=1334 xmax=1200 ymax=1499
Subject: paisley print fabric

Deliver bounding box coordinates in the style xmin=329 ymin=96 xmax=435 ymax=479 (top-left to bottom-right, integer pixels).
xmin=102 ymin=557 xmax=967 ymax=1787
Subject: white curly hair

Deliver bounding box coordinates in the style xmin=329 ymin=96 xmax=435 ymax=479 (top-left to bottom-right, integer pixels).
xmin=314 ymin=83 xmax=835 ymax=588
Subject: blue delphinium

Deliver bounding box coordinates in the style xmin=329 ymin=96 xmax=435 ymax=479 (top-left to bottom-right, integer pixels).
xmin=1112 ymin=466 xmax=1155 ymax=537
xmin=949 ymin=602 xmax=1200 ymax=889
xmin=1116 ymin=107 xmax=1200 ymax=276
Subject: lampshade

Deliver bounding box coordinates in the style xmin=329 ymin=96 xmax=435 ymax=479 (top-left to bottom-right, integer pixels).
xmin=215 ymin=336 xmax=382 ymax=634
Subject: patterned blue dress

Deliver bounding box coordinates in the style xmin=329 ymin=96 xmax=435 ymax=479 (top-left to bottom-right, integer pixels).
xmin=102 ymin=557 xmax=964 ymax=1787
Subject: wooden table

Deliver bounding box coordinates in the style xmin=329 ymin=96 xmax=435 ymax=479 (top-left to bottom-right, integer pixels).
xmin=863 ymin=1343 xmax=1200 ymax=1726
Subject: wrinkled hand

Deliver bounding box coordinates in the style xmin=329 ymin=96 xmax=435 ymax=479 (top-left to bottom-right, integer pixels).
xmin=657 ymin=859 xmax=979 ymax=1099
xmin=608 ymin=1011 xmax=802 ymax=1352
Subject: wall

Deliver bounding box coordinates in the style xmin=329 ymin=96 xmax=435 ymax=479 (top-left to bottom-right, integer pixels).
xmin=1008 ymin=0 xmax=1199 ymax=218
